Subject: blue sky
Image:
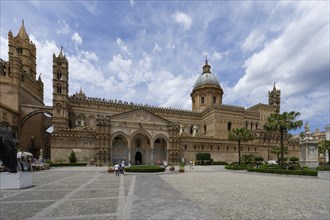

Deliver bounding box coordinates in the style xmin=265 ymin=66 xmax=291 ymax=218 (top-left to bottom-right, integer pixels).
xmin=1 ymin=1 xmax=329 ymax=134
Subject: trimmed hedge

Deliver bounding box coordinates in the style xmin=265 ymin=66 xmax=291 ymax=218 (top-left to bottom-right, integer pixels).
xmin=212 ymin=161 xmax=229 ymax=165
xmin=225 ymin=164 xmax=247 ymax=170
xmin=49 ymin=162 xmax=88 ymax=167
xmin=196 ymin=153 xmax=211 ymax=161
xmin=124 ymin=165 xmax=165 ymax=173
xmin=317 ymin=165 xmax=330 ymax=171
xmin=247 ymin=167 xmax=318 ymax=176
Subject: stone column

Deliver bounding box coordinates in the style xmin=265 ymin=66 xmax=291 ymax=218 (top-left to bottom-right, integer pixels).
xmin=150 ymin=147 xmax=154 ymax=165
xmin=128 ymin=148 xmax=131 ymax=164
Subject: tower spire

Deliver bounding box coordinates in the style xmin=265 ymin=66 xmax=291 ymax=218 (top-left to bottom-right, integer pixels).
xmin=17 ymin=19 xmax=29 ymax=39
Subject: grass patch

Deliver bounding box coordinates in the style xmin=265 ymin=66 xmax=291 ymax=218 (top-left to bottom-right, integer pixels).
xmin=124 ymin=165 xmax=165 ymax=173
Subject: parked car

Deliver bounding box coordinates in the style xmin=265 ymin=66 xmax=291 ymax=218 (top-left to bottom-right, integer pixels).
xmin=267 ymin=160 xmax=278 ymax=165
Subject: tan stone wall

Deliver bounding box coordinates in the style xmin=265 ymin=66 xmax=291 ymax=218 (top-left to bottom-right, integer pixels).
xmin=51 ymin=135 xmax=96 ymax=162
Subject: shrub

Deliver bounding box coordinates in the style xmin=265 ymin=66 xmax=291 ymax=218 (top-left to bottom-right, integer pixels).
xmin=50 ymin=162 xmax=87 ymax=167
xmin=241 ymin=154 xmax=254 ymax=165
xmin=68 ymin=150 xmax=77 ymax=163
xmin=225 ymin=164 xmax=247 ymax=170
xmin=196 ymin=153 xmax=211 ymax=161
xmin=254 ymin=156 xmax=264 ymax=162
xmin=212 ymin=161 xmax=228 ymax=165
xmin=289 ymin=156 xmax=299 ymax=163
xmin=124 ymin=165 xmax=165 ymax=173
xmin=317 ymin=164 xmax=330 ymax=171
xmin=247 ymin=167 xmax=317 ymax=176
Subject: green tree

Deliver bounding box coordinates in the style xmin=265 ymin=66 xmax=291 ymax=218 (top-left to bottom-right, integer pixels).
xmin=264 ymin=111 xmax=303 ymax=165
xmin=228 ymin=128 xmax=253 ymax=165
xmin=271 ymin=145 xmax=289 ymax=163
xmin=68 ymin=150 xmax=77 ymax=163
xmin=241 ymin=154 xmax=254 ymax=165
xmin=319 ymin=140 xmax=330 ymax=151
xmin=318 ymin=140 xmax=330 ymax=161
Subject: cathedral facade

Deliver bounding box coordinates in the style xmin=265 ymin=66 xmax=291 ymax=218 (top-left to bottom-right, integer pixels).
xmin=0 ymin=22 xmax=300 ymax=164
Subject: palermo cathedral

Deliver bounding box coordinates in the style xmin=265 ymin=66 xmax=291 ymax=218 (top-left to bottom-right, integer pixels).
xmin=0 ymin=22 xmax=300 ymax=164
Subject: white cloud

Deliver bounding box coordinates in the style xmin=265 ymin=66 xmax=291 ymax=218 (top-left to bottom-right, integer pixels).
xmin=81 ymin=51 xmax=98 ymax=62
xmin=241 ymin=30 xmax=265 ymax=52
xmin=153 ymin=43 xmax=162 ymax=52
xmin=116 ymin=38 xmax=131 ymax=56
xmin=56 ymin=19 xmax=70 ymax=35
xmin=71 ymin=32 xmax=82 ymax=45
xmin=0 ymin=36 xmax=8 ymax=60
xmin=129 ymin=0 xmax=135 ymax=7
xmin=173 ymin=11 xmax=192 ymax=30
xmin=231 ymin=2 xmax=329 ymax=129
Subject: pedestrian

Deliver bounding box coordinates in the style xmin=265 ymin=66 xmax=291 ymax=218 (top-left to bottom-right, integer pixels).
xmin=114 ymin=163 xmax=120 ymax=176
xmin=121 ymin=160 xmax=125 ymax=175
xmin=189 ymin=160 xmax=193 ymax=169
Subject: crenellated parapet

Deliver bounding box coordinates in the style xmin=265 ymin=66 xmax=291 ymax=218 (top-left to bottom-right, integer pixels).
xmin=68 ymin=95 xmax=201 ymax=116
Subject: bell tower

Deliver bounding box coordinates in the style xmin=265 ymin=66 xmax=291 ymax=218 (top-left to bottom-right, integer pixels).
xmin=52 ymin=47 xmax=69 ymax=130
xmin=268 ymin=82 xmax=281 ymax=113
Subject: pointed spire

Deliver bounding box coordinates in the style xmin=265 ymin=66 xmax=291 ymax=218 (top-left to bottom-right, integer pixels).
xmin=273 ymin=82 xmax=276 ymax=90
xmin=38 ymin=73 xmax=42 ymax=82
xmin=202 ymin=58 xmax=211 ymax=74
xmin=17 ymin=20 xmax=29 ymax=39
xmin=59 ymin=46 xmax=64 ymax=58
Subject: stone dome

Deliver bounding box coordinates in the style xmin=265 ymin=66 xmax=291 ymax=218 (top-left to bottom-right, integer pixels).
xmin=193 ymin=60 xmax=220 ymax=89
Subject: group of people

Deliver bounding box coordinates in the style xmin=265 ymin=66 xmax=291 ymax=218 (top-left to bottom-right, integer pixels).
xmin=114 ymin=161 xmax=125 ymax=176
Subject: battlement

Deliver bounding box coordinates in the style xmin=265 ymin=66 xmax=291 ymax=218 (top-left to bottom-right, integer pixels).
xmin=68 ymin=95 xmax=200 ymax=116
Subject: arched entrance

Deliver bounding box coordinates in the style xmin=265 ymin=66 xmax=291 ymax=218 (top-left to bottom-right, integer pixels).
xmin=135 ymin=151 xmax=142 ymax=165
xmin=112 ymin=134 xmax=129 ymax=163
xmin=153 ymin=137 xmax=168 ymax=164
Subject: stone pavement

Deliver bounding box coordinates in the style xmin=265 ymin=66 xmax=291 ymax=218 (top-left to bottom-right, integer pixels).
xmin=0 ymin=167 xmax=220 ymax=220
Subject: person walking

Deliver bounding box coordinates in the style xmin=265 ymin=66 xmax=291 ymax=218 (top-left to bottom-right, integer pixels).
xmin=114 ymin=163 xmax=120 ymax=176
xmin=121 ymin=161 xmax=125 ymax=175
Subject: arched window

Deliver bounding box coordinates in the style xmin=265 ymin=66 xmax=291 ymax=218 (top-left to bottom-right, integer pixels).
xmin=184 ymin=144 xmax=187 ymax=150
xmin=218 ymin=146 xmax=220 ymax=151
xmin=194 ymin=145 xmax=196 ymax=150
xmin=227 ymin=122 xmax=232 ymax=131
xmin=213 ymin=96 xmax=216 ymax=104
xmin=204 ymin=125 xmax=207 ymax=133
xmin=75 ymin=115 xmax=85 ymax=127
xmin=201 ymin=96 xmax=205 ymax=104
xmin=16 ymin=46 xmax=23 ymax=54
xmin=210 ymin=146 xmax=212 ymax=151
xmin=57 ymin=85 xmax=62 ymax=94
xmin=57 ymin=70 xmax=62 ymax=80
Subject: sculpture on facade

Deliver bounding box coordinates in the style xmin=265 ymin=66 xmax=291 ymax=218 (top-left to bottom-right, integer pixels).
xmin=0 ymin=126 xmax=18 ymax=173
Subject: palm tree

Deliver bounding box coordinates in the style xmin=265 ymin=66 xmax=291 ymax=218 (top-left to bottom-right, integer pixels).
xmin=264 ymin=111 xmax=303 ymax=165
xmin=228 ymin=128 xmax=253 ymax=165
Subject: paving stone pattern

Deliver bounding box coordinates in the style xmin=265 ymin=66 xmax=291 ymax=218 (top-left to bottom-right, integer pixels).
xmin=0 ymin=166 xmax=329 ymax=220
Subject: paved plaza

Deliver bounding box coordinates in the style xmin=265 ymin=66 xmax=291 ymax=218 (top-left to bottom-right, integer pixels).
xmin=0 ymin=166 xmax=329 ymax=220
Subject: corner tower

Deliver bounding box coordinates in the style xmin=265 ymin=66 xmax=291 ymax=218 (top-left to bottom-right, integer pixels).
xmin=268 ymin=83 xmax=281 ymax=113
xmin=191 ymin=60 xmax=224 ymax=112
xmin=52 ymin=48 xmax=69 ymax=130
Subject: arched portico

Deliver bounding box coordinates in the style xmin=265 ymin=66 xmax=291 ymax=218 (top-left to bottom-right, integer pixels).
xmin=153 ymin=135 xmax=169 ymax=164
xmin=111 ymin=132 xmax=129 ymax=163
xmin=130 ymin=131 xmax=151 ymax=164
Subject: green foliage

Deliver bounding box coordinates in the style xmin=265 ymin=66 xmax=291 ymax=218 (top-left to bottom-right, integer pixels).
xmin=225 ymin=164 xmax=247 ymax=170
xmin=241 ymin=154 xmax=254 ymax=165
xmin=228 ymin=128 xmax=253 ymax=165
xmin=179 ymin=162 xmax=185 ymax=170
xmin=68 ymin=150 xmax=77 ymax=163
xmin=196 ymin=153 xmax=211 ymax=160
xmin=49 ymin=162 xmax=87 ymax=167
xmin=289 ymin=156 xmax=299 ymax=163
xmin=271 ymin=146 xmax=289 ymax=162
xmin=318 ymin=140 xmax=330 ymax=162
xmin=264 ymin=111 xmax=303 ymax=165
xmin=317 ymin=164 xmax=330 ymax=171
xmin=254 ymin=156 xmax=264 ymax=162
xmin=212 ymin=161 xmax=229 ymax=165
xmin=247 ymin=167 xmax=317 ymax=176
xmin=124 ymin=165 xmax=165 ymax=172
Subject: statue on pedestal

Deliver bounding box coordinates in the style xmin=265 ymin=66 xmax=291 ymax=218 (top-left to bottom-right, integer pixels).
xmin=0 ymin=126 xmax=18 ymax=173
